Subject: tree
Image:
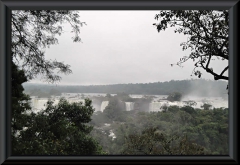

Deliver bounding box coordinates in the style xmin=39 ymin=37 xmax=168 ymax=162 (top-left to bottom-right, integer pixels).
xmin=11 ymin=10 xmax=107 ymax=155
xmin=11 ymin=60 xmax=105 ymax=155
xmin=12 ymin=67 xmax=105 ymax=156
xmin=12 ymin=10 xmax=85 ymax=83
xmin=189 ymin=108 xmax=228 ymax=154
xmin=183 ymin=100 xmax=197 ymax=107
xmin=167 ymin=92 xmax=182 ymax=101
xmin=13 ymin=98 xmax=106 ymax=155
xmin=11 ymin=61 xmax=32 ymax=152
xmin=105 ymin=93 xmax=112 ymax=98
xmin=201 ymin=103 xmax=213 ymax=110
xmin=161 ymin=104 xmax=169 ymax=112
xmin=180 ymin=105 xmax=197 ymax=115
xmin=122 ymin=127 xmax=205 ymax=155
xmin=103 ymin=97 xmax=124 ymax=121
xmin=153 ymin=10 xmax=228 ymax=81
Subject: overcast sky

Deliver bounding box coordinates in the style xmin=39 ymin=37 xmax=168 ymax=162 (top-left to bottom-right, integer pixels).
xmin=29 ymin=10 xmax=228 ymax=85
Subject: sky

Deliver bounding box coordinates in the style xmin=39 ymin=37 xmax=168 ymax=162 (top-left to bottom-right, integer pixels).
xmin=28 ymin=10 xmax=228 ymax=86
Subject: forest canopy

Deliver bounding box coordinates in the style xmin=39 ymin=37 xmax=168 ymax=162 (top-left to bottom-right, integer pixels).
xmin=23 ymin=79 xmax=228 ymax=97
xmin=9 ymin=10 xmax=229 ymax=157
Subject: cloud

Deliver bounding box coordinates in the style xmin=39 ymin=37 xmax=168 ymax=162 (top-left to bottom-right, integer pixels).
xmin=29 ymin=11 xmax=228 ymax=85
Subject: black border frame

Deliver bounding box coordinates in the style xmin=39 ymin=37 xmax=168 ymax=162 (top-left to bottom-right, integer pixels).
xmin=0 ymin=0 xmax=238 ymax=164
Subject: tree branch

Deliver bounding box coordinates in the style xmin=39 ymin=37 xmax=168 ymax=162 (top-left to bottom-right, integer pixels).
xmin=200 ymin=61 xmax=228 ymax=80
xmin=220 ymin=66 xmax=229 ymax=76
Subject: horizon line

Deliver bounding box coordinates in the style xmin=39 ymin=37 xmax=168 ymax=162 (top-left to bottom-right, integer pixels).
xmin=23 ymin=78 xmax=227 ymax=86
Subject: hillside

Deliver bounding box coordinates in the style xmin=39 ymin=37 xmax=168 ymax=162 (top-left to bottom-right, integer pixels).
xmin=23 ymin=79 xmax=228 ymax=98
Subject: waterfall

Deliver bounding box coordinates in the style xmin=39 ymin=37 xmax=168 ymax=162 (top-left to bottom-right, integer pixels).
xmin=149 ymin=101 xmax=186 ymax=112
xmin=109 ymin=130 xmax=116 ymax=140
xmin=30 ymin=98 xmax=60 ymax=113
xmin=125 ymin=102 xmax=134 ymax=111
xmin=68 ymin=99 xmax=85 ymax=104
xmin=168 ymin=101 xmax=184 ymax=107
xmin=32 ymin=98 xmax=49 ymax=113
xmin=100 ymin=101 xmax=109 ymax=112
xmin=149 ymin=102 xmax=162 ymax=112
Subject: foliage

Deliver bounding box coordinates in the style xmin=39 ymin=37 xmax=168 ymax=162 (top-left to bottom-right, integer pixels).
xmin=134 ymin=97 xmax=152 ymax=112
xmin=90 ymin=105 xmax=228 ymax=155
xmin=11 ymin=61 xmax=32 ymax=150
xmin=160 ymin=104 xmax=169 ymax=112
xmin=180 ymin=105 xmax=197 ymax=115
xmin=116 ymin=92 xmax=135 ymax=102
xmin=13 ymin=98 xmax=105 ymax=155
xmin=12 ymin=10 xmax=85 ymax=83
xmin=201 ymin=103 xmax=213 ymax=110
xmin=183 ymin=100 xmax=197 ymax=107
xmin=153 ymin=10 xmax=228 ymax=81
xmin=122 ymin=127 xmax=205 ymax=155
xmin=167 ymin=92 xmax=182 ymax=101
xmin=12 ymin=61 xmax=105 ymax=155
xmin=105 ymin=93 xmax=112 ymax=98
xmin=103 ymin=97 xmax=126 ymax=122
xmin=90 ymin=128 xmax=113 ymax=154
xmin=11 ymin=10 xmax=107 ymax=155
xmin=23 ymin=79 xmax=228 ymax=97
xmin=90 ymin=112 xmax=111 ymax=127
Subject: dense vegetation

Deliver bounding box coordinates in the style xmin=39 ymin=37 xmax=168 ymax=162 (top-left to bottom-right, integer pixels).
xmin=167 ymin=92 xmax=182 ymax=101
xmin=89 ymin=94 xmax=228 ymax=155
xmin=11 ymin=10 xmax=229 ymax=157
xmin=12 ymin=62 xmax=105 ymax=155
xmin=10 ymin=10 xmax=107 ymax=155
xmin=23 ymin=79 xmax=228 ymax=98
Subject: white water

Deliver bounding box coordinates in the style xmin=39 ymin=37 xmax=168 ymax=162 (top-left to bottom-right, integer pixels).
xmin=61 ymin=93 xmax=116 ymax=97
xmin=109 ymin=130 xmax=116 ymax=140
xmin=30 ymin=97 xmax=85 ymax=113
xmin=125 ymin=102 xmax=134 ymax=111
xmin=31 ymin=98 xmax=54 ymax=113
xmin=67 ymin=99 xmax=85 ymax=104
xmin=29 ymin=94 xmax=228 ymax=113
xmin=148 ymin=96 xmax=228 ymax=112
xmin=149 ymin=102 xmax=163 ymax=112
xmin=100 ymin=101 xmax=109 ymax=112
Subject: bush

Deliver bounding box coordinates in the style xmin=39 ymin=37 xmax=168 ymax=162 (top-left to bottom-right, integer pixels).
xmin=167 ymin=92 xmax=182 ymax=101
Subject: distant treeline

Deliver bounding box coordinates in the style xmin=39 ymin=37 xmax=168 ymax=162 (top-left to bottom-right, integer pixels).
xmin=23 ymin=79 xmax=228 ymax=97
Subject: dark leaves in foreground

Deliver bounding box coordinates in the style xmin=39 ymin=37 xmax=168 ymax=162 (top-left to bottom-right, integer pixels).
xmin=122 ymin=127 xmax=204 ymax=155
